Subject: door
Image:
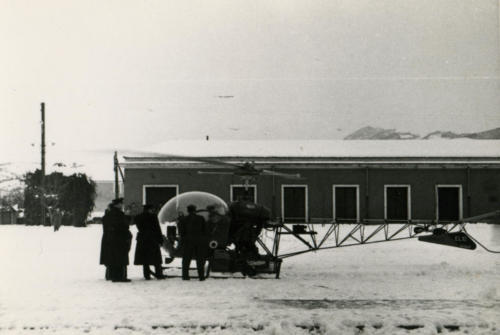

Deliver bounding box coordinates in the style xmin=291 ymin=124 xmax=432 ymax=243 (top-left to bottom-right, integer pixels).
xmin=385 ymin=186 xmax=409 ymax=221
xmin=334 ymin=186 xmax=358 ymax=222
xmin=143 ymin=185 xmax=178 ymax=212
xmin=282 ymin=186 xmax=307 ymax=223
xmin=437 ymin=186 xmax=461 ymax=222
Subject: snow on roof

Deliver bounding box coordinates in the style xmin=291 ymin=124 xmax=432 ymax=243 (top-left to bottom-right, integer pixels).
xmin=140 ymin=140 xmax=500 ymax=158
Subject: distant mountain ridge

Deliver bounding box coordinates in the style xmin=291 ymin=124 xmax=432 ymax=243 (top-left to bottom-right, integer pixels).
xmin=422 ymin=127 xmax=500 ymax=139
xmin=345 ymin=126 xmax=500 ymax=140
xmin=344 ymin=127 xmax=420 ymax=140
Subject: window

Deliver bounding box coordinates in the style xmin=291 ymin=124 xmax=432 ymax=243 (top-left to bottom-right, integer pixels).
xmin=281 ymin=185 xmax=308 ymax=223
xmin=142 ymin=185 xmax=179 ymax=211
xmin=333 ymin=185 xmax=359 ymax=222
xmin=230 ymin=185 xmax=257 ymax=202
xmin=436 ymin=185 xmax=462 ymax=222
xmin=384 ymin=185 xmax=411 ymax=221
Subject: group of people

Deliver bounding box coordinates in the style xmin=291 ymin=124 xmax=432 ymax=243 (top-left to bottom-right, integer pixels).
xmin=99 ymin=198 xmax=209 ymax=282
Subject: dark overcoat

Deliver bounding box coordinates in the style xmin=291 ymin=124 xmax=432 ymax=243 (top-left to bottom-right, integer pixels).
xmin=134 ymin=211 xmax=163 ymax=265
xmin=178 ymin=213 xmax=208 ymax=279
xmin=178 ymin=213 xmax=207 ymax=243
xmin=104 ymin=207 xmax=132 ymax=266
xmin=99 ymin=209 xmax=113 ymax=265
xmin=178 ymin=213 xmax=208 ymax=257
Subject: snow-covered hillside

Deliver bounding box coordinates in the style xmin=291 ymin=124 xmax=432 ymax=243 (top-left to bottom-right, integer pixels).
xmin=0 ymin=224 xmax=498 ymax=334
xmin=344 ymin=126 xmax=500 ymax=140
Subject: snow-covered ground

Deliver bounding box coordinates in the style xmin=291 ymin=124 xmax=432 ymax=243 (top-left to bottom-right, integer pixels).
xmin=0 ymin=224 xmax=499 ymax=334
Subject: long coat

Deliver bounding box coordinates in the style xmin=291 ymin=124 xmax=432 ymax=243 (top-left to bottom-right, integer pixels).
xmin=134 ymin=211 xmax=163 ymax=265
xmin=178 ymin=213 xmax=208 ymax=257
xmin=178 ymin=213 xmax=208 ymax=279
xmin=102 ymin=207 xmax=132 ymax=266
xmin=99 ymin=209 xmax=113 ymax=265
xmin=178 ymin=213 xmax=207 ymax=244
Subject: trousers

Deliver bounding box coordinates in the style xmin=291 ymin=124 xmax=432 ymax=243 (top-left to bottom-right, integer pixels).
xmin=108 ymin=265 xmax=127 ymax=281
xmin=182 ymin=241 xmax=206 ymax=280
xmin=143 ymin=264 xmax=163 ymax=279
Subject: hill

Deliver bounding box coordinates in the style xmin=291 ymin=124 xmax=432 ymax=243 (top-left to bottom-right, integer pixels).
xmin=345 ymin=126 xmax=500 ymax=140
xmin=344 ymin=126 xmax=419 ymax=140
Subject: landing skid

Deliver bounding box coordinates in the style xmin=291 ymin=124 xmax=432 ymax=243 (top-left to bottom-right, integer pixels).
xmin=161 ymin=254 xmax=283 ymax=279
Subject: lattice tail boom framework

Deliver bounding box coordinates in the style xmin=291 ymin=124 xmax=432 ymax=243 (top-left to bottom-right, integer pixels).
xmin=257 ymin=210 xmax=500 ymax=259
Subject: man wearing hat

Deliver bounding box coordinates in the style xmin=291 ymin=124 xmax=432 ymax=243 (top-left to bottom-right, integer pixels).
xmin=134 ymin=204 xmax=165 ymax=280
xmin=102 ymin=198 xmax=132 ymax=282
xmin=178 ymin=204 xmax=207 ymax=281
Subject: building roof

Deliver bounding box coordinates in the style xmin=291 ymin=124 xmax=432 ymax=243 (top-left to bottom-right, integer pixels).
xmin=122 ymin=140 xmax=500 ymax=168
xmin=124 ymin=139 xmax=500 ymax=158
xmin=142 ymin=140 xmax=500 ymax=158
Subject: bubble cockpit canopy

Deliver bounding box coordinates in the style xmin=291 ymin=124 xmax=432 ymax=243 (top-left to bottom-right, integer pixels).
xmin=157 ymin=191 xmax=229 ymax=224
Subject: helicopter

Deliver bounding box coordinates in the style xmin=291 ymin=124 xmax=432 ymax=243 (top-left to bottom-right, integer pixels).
xmin=155 ymin=189 xmax=499 ymax=279
xmin=114 ymin=150 xmax=500 ymax=278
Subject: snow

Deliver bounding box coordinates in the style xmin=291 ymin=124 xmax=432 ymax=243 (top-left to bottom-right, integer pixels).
xmin=0 ymin=224 xmax=499 ymax=334
xmin=145 ymin=140 xmax=500 ymax=158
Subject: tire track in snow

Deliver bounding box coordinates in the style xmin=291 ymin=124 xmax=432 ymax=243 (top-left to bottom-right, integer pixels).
xmin=262 ymin=298 xmax=500 ymax=310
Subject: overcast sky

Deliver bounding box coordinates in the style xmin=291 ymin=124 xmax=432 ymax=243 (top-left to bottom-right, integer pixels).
xmin=1 ymin=0 xmax=499 ymax=178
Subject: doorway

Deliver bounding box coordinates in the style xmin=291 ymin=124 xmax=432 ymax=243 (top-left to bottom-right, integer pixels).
xmin=384 ymin=185 xmax=411 ymax=221
xmin=143 ymin=185 xmax=179 ymax=212
xmin=333 ymin=185 xmax=359 ymax=222
xmin=281 ymin=185 xmax=308 ymax=223
xmin=436 ymin=185 xmax=462 ymax=222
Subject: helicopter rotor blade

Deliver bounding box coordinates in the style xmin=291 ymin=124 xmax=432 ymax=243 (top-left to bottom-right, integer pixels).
xmin=104 ymin=149 xmax=246 ymax=169
xmin=171 ymin=156 xmax=243 ymax=169
xmin=90 ymin=148 xmax=304 ymax=179
xmin=197 ymin=171 xmax=236 ymax=175
xmin=261 ymin=169 xmax=303 ymax=180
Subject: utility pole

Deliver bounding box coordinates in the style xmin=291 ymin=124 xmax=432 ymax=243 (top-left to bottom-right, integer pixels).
xmin=114 ymin=151 xmax=119 ymax=199
xmin=41 ymin=102 xmax=46 ymax=226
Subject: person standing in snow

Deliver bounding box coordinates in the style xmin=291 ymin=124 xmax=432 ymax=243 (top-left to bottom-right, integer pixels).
xmin=99 ymin=203 xmax=113 ymax=280
xmin=178 ymin=204 xmax=207 ymax=281
xmin=134 ymin=204 xmax=165 ymax=280
xmin=103 ymin=198 xmax=132 ymax=282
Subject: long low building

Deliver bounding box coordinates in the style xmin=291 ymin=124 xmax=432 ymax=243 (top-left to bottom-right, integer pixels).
xmin=122 ymin=140 xmax=500 ymax=223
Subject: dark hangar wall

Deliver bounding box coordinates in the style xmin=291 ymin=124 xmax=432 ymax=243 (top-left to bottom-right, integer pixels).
xmin=124 ymin=167 xmax=500 ymax=221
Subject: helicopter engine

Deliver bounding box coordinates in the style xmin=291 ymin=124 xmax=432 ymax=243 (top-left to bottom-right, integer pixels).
xmin=228 ymin=198 xmax=270 ymax=259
